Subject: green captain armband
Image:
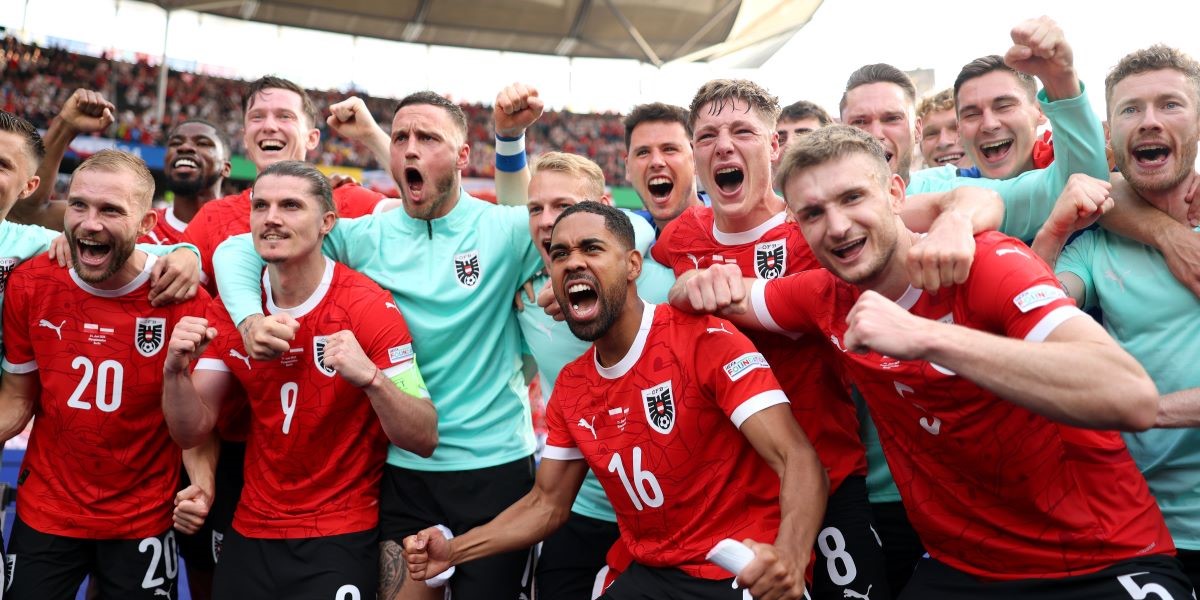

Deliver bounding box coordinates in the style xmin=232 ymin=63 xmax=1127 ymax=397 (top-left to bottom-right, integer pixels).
xmin=386 ymin=359 xmax=430 ymax=399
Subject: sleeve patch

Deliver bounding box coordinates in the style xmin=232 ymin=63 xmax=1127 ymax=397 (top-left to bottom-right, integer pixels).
xmin=1012 ymin=284 xmax=1066 ymax=313
xmin=388 ymin=343 xmax=415 ymax=364
xmin=723 ymin=352 xmax=769 ymax=382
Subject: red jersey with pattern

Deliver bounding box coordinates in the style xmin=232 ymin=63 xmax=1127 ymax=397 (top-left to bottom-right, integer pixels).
xmin=139 ymin=206 xmax=188 ymax=246
xmin=1 ymin=254 xmax=211 ymax=538
xmin=755 ymin=231 xmax=1174 ymax=580
xmin=183 ymin=183 xmax=383 ymax=288
xmin=545 ymin=303 xmax=790 ymax=579
xmin=652 ymin=206 xmax=865 ymax=491
xmin=196 ymin=259 xmax=417 ymax=538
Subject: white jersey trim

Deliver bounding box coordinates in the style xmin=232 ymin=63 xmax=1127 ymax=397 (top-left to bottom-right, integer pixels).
xmin=895 ymin=285 xmax=923 ymax=310
xmin=265 ymin=256 xmax=334 ymax=319
xmin=1 ymin=358 xmax=37 ymax=374
xmin=542 ymin=445 xmax=584 ymax=461
xmin=194 ymin=357 xmax=230 ymax=372
xmin=1023 ymin=305 xmax=1085 ymax=343
xmin=70 ymin=252 xmax=156 ymax=298
xmin=711 ymin=211 xmax=787 ymax=246
xmin=750 ymin=279 xmax=801 ymax=339
xmin=382 ymin=361 xmax=415 ymax=379
xmin=163 ymin=206 xmax=189 ymax=233
xmin=730 ymin=389 xmax=789 ymax=428
xmin=595 ymin=302 xmax=655 ymax=380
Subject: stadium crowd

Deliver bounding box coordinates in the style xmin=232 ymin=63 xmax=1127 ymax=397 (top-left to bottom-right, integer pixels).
xmin=1 ymin=12 xmax=1200 ymax=600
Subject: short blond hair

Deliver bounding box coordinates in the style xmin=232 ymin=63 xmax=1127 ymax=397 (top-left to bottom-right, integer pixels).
xmin=689 ymin=79 xmax=781 ymax=130
xmin=775 ymin=125 xmax=890 ymax=198
xmin=917 ymin=88 xmax=956 ymax=122
xmin=72 ymin=149 xmax=155 ymax=211
xmin=531 ymin=151 xmax=606 ymax=200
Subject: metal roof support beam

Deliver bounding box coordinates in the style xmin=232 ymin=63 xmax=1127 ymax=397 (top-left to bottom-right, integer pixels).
xmin=556 ymin=0 xmax=591 ymax=55
xmin=600 ymin=0 xmax=662 ymax=67
xmin=403 ymin=0 xmax=432 ymax=42
xmin=673 ymin=0 xmax=738 ymax=59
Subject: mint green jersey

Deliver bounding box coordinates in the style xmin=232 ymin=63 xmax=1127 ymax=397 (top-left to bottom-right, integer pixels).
xmin=215 ymin=191 xmax=544 ymax=471
xmin=516 ymin=211 xmax=674 ymax=522
xmin=1057 ymin=225 xmax=1200 ymax=549
xmin=908 ymin=87 xmax=1107 ymax=240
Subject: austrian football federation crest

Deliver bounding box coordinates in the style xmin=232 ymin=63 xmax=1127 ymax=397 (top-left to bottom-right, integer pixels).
xmin=454 ymin=250 xmax=481 ymax=288
xmin=0 ymin=257 xmax=17 ymax=295
xmin=641 ymin=380 xmax=675 ymax=435
xmin=313 ymin=335 xmax=336 ymax=377
xmin=754 ymin=240 xmax=786 ymax=279
xmin=134 ymin=317 xmax=166 ymax=357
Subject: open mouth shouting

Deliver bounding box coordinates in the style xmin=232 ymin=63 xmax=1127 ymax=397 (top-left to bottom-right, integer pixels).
xmin=829 ymin=237 xmax=867 ymax=263
xmin=1131 ymin=142 xmax=1171 ymax=169
xmin=565 ymin=276 xmax=601 ymax=322
xmin=647 ymin=175 xmax=674 ymax=204
xmin=170 ymin=156 xmax=199 ymax=176
xmin=978 ymin=138 xmax=1014 ymax=164
xmin=257 ymin=139 xmax=287 ymax=156
xmin=75 ymin=237 xmax=113 ymax=269
xmin=403 ymin=167 xmax=425 ymax=201
xmin=712 ymin=166 xmax=745 ymax=195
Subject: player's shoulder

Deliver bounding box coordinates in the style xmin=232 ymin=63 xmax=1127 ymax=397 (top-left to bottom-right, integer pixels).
xmin=972 ymin=231 xmax=1037 ymax=264
xmin=332 ymin=262 xmax=390 ymax=298
xmin=332 ymin=183 xmax=385 ymax=217
xmin=656 ymin=205 xmax=712 ymax=253
xmin=11 ymin=253 xmax=58 ymax=277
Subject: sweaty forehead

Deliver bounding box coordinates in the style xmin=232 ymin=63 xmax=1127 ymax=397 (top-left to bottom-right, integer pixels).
xmin=551 ymin=211 xmax=609 ymax=243
xmin=247 ymin=88 xmax=303 ymax=112
xmin=843 ymin=83 xmax=911 ymax=118
xmin=695 ymin=99 xmax=771 ymax=129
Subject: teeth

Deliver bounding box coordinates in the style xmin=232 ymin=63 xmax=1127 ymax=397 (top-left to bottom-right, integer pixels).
xmin=981 ymin=140 xmax=1011 ymax=150
xmin=79 ymin=240 xmax=102 ymax=247
xmin=716 ymin=167 xmax=740 ymax=175
xmin=936 ymin=153 xmax=964 ymax=164
xmin=174 ymin=158 xmax=198 ymax=168
xmin=260 ymin=140 xmax=285 ymax=150
xmin=648 ymin=176 xmax=670 ymax=185
xmin=568 ymin=283 xmax=590 ymax=294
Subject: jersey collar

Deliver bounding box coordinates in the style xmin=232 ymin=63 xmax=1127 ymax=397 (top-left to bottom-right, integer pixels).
xmin=264 ymin=256 xmax=335 ymax=319
xmin=595 ymin=302 xmax=656 ymax=380
xmin=712 ymin=210 xmax=787 ymax=246
xmin=70 ymin=252 xmax=156 ymax=298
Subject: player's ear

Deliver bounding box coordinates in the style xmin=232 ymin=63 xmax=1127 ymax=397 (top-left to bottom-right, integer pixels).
xmin=887 ymin=173 xmax=906 ymax=214
xmin=319 ymin=211 xmax=337 ymax=236
xmin=456 ymin=141 xmax=470 ymax=171
xmin=139 ymin=204 xmax=158 ymax=236
xmin=627 ymin=248 xmax=642 ymax=282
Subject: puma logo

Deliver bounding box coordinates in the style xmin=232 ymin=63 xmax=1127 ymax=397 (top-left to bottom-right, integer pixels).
xmin=843 ymin=585 xmax=871 ymax=599
xmin=995 ymin=248 xmax=1027 ymax=258
xmin=229 ymin=349 xmax=252 ymax=371
xmin=577 ymin=416 xmax=597 ymax=440
xmin=686 ymin=253 xmax=701 ymax=269
xmin=38 ymin=319 xmax=65 ymax=340
xmin=385 ymin=302 xmax=399 ymax=311
xmin=919 ymin=417 xmax=942 ymax=436
xmin=706 ymin=323 xmax=732 ymax=335
xmin=153 ymin=590 xmax=170 ymax=597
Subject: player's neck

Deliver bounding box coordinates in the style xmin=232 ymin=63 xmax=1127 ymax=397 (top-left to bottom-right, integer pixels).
xmin=594 ymin=295 xmax=647 ymax=369
xmin=92 ymin=249 xmax=148 ymax=291
xmin=1137 ymin=171 xmax=1197 ymax=224
xmin=864 ymin=227 xmax=921 ymax=300
xmin=266 ymin=251 xmax=328 ymax=309
xmin=713 ymin=191 xmax=785 ymax=233
xmin=170 ymin=185 xmax=221 ymax=223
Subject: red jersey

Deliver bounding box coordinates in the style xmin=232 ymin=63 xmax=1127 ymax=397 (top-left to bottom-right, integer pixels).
xmin=652 ymin=206 xmax=865 ymax=491
xmin=545 ymin=303 xmax=789 ymax=579
xmin=754 ymin=231 xmax=1174 ymax=579
xmin=140 ymin=206 xmax=189 ymax=246
xmin=196 ymin=259 xmax=417 ymax=539
xmin=1 ymin=254 xmax=211 ymax=538
xmin=183 ymin=183 xmax=383 ymax=287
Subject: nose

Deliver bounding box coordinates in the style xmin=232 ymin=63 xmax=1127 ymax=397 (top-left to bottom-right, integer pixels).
xmin=263 ymin=203 xmax=284 ymax=226
xmin=649 ymin=147 xmax=666 ymax=168
xmin=825 ymin=205 xmax=852 ymax=239
xmin=979 ymin=108 xmax=1000 ymax=132
xmin=938 ymin=127 xmax=958 ymax=149
xmin=859 ymin=120 xmax=885 ymax=143
xmin=1139 ymin=106 xmax=1164 ymax=132
xmin=713 ymin=128 xmax=735 ymax=157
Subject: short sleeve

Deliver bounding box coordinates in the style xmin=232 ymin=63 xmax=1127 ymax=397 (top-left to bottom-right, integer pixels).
xmin=965 ymin=234 xmax=1084 ymax=342
xmin=543 ymin=375 xmax=584 ymax=461
xmin=332 ymin=184 xmax=385 ymax=218
xmin=750 ymin=270 xmax=828 ymax=336
xmin=1054 ymin=229 xmax=1100 ymax=311
xmin=351 ymin=281 xmax=416 ymax=378
xmin=692 ymin=318 xmax=788 ymax=429
xmin=2 ymin=263 xmax=36 ymax=373
xmin=195 ymin=299 xmax=238 ymax=372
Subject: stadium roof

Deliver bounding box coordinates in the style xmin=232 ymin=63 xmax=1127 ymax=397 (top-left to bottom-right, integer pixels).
xmin=147 ymin=0 xmax=822 ymax=67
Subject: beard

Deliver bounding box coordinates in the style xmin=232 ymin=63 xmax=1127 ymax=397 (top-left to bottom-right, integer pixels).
xmin=561 ymin=277 xmax=627 ymax=342
xmin=402 ymin=170 xmax=458 ymax=221
xmin=67 ymin=231 xmax=136 ymax=284
xmin=165 ymin=171 xmax=221 ymax=197
xmin=1116 ymin=143 xmax=1198 ymax=195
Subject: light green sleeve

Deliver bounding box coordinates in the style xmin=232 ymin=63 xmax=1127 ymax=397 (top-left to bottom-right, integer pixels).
xmin=1055 ymin=229 xmax=1101 ymax=311
xmin=388 ymin=360 xmax=430 ymax=399
xmin=138 ymin=242 xmax=200 ymax=260
xmin=635 ymin=259 xmax=676 ymax=304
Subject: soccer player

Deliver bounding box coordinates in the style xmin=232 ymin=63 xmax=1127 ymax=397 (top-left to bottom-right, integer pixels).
xmin=143 ymin=120 xmax=232 ymax=246
xmin=1031 ymin=45 xmax=1200 ymax=590
xmin=518 ymin=152 xmax=674 ymax=599
xmin=214 ymin=89 xmax=545 ymax=600
xmin=674 ymin=125 xmax=1192 ymax=598
xmin=773 ymin=99 xmax=832 ymax=173
xmin=954 ymin=55 xmax=1054 ymax=179
xmin=405 ymin=201 xmax=825 ymax=600
xmin=624 ymin=103 xmax=704 ymax=235
xmin=0 ymin=150 xmax=211 ymax=599
xmin=916 ymin=89 xmax=972 ymax=169
xmin=161 ymin=160 xmax=437 ymax=599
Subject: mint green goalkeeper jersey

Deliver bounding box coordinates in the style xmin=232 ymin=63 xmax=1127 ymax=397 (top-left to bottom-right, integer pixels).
xmin=214 ymin=191 xmax=544 ymax=471
xmin=1056 ymin=225 xmax=1200 ymax=549
xmin=516 ymin=210 xmax=675 ymax=522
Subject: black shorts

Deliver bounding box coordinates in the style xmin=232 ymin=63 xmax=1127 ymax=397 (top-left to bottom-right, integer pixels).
xmin=211 ymin=527 xmax=377 ymax=600
xmin=379 ymin=456 xmax=536 ymax=599
xmin=900 ymin=554 xmax=1194 ymax=600
xmin=536 ymin=511 xmax=620 ymax=600
xmin=811 ymin=475 xmax=890 ymax=600
xmin=601 ymin=561 xmax=810 ymax=600
xmin=5 ymin=515 xmax=179 ymax=600
xmin=870 ymin=500 xmax=924 ymax=595
xmin=1177 ymin=548 xmax=1200 ymax=593
xmin=176 ymin=439 xmax=245 ymax=571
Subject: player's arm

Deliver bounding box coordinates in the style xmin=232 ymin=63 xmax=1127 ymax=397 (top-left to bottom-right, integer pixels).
xmin=403 ymin=457 xmax=587 ymax=581
xmin=901 ymin=186 xmax=1004 ymax=290
xmin=175 ymin=432 xmax=219 ymax=535
xmin=162 ymin=317 xmax=235 ymax=448
xmin=492 ymin=83 xmax=544 ymax=206
xmin=1156 ymin=387 xmax=1200 ymax=428
xmin=144 ymin=243 xmax=203 ymax=306
xmin=1029 ymin=174 xmax=1114 ymax=305
xmin=9 ymin=89 xmax=114 ymax=229
xmin=0 ymin=371 xmax=38 ymax=443
xmin=842 ymin=290 xmax=1157 ymax=431
xmin=319 ymin=330 xmax=439 ymax=456
xmin=737 ymin=404 xmax=826 ymax=598
xmin=1099 ymin=173 xmax=1200 ymax=299
xmin=668 ymin=264 xmax=767 ymax=330
xmin=327 ymin=97 xmax=392 ymax=168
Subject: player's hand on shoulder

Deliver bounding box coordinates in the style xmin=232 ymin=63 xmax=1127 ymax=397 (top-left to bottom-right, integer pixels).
xmin=149 ymin=248 xmax=200 ymax=307
xmin=321 ymin=330 xmax=378 ymax=388
xmin=1045 ymin=173 xmax=1113 ymax=237
xmin=172 ymin=483 xmax=211 ymax=535
xmin=238 ymin=313 xmax=298 ymax=360
xmin=402 ymin=526 xmax=453 ymax=581
xmin=494 ymin=82 xmax=544 ymax=138
xmin=59 ymin=88 xmax=115 ymax=134
xmin=673 ymin=263 xmax=748 ymax=315
xmin=48 ymin=234 xmax=72 ymax=267
xmin=536 ymin=279 xmax=565 ymax=321
xmin=326 ymin=96 xmax=380 ymax=143
xmin=166 ymin=317 xmax=217 ymax=374
xmin=737 ymin=539 xmax=808 ymax=600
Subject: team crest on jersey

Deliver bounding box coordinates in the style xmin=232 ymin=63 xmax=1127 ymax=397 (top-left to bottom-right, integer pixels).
xmin=641 ymin=381 xmax=675 ymax=435
xmin=313 ymin=336 xmax=336 ymax=377
xmin=0 ymin=257 xmax=17 ymax=294
xmin=454 ymin=251 xmax=481 ymax=287
xmin=211 ymin=530 xmax=224 ymax=563
xmin=754 ymin=240 xmax=786 ymax=279
xmin=4 ymin=553 xmax=13 ymax=591
xmin=135 ymin=317 xmax=166 ymax=357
